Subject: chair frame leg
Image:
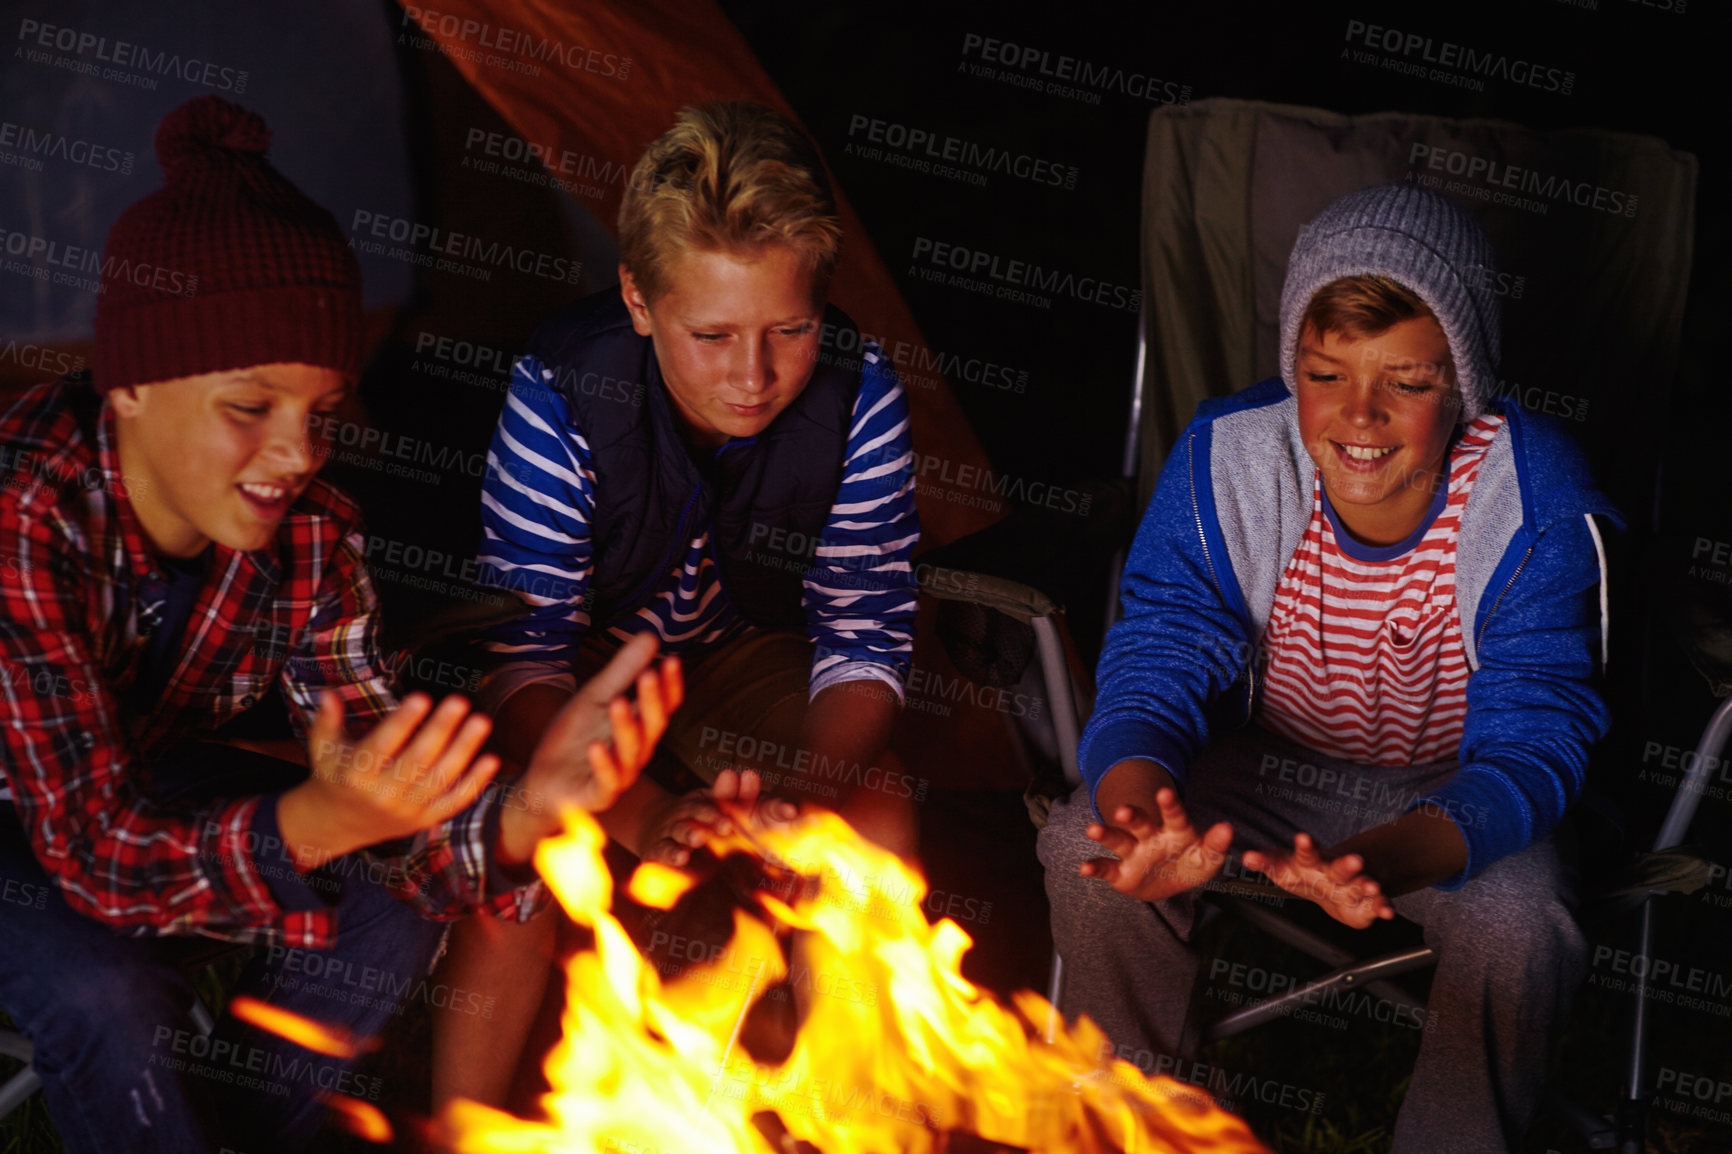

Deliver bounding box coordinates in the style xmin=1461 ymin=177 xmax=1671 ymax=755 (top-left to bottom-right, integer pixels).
xmin=0 ymin=1029 xmax=38 ymax=1122
xmin=1044 ymin=950 xmax=1065 ymax=1044
xmin=1616 ymin=895 xmax=1656 ymax=1154
xmin=1219 ymin=896 xmax=1431 ymax=1013
xmin=0 ymin=1064 xmax=42 ymax=1122
xmin=1030 ymin=614 xmax=1081 ymax=787
xmin=1613 ymin=694 xmax=1732 ymax=1153
xmin=1203 ymin=946 xmax=1436 ymax=1045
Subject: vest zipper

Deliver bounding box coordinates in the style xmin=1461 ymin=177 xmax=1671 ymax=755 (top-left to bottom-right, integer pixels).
xmin=618 ymin=482 xmax=704 ymax=615
xmin=616 ymin=438 xmax=759 ymax=619
xmin=1475 ymin=544 xmax=1534 ymax=655
xmin=703 ymin=439 xmax=756 ymax=620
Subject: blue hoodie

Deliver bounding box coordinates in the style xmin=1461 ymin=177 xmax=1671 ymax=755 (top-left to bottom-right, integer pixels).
xmin=1079 ymin=378 xmax=1619 ymax=890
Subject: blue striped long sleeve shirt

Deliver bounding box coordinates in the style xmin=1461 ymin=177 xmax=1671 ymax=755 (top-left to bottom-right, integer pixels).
xmin=475 ymin=343 xmax=919 ymax=705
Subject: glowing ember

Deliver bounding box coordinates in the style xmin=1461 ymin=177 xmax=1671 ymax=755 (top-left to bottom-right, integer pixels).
xmin=227 ymin=994 xmax=378 ymax=1060
xmin=440 ymin=806 xmax=1269 ymax=1154
xmin=324 ymin=1093 xmax=395 ymax=1142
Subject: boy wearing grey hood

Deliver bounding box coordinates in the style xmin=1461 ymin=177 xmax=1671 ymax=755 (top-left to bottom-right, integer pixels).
xmin=1039 ymin=184 xmax=1617 ymax=1152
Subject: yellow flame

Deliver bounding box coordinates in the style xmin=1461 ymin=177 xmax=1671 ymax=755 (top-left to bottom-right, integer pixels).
xmin=625 ymin=860 xmax=696 ymax=910
xmin=227 ymin=995 xmax=376 ymax=1060
xmin=444 ymin=807 xmax=1270 ymax=1154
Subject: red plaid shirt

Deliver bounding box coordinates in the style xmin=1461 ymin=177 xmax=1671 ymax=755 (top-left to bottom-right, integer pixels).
xmin=0 ymin=376 xmax=542 ymax=948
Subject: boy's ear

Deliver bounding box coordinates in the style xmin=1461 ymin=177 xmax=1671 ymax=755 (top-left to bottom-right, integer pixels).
xmin=106 ymin=383 xmax=146 ymax=418
xmin=618 ymin=264 xmax=654 ymax=337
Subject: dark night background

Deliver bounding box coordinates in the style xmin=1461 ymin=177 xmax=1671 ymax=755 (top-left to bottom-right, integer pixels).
xmin=726 ymin=0 xmax=1723 ymax=524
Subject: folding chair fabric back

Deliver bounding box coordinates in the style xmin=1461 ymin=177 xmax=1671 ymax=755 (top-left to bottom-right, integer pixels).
xmin=1134 ymin=98 xmax=1697 ymax=538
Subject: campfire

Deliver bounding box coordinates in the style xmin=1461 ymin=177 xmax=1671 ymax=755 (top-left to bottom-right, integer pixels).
xmin=237 ymin=806 xmax=1268 ymax=1151
xmin=429 ymin=808 xmax=1270 ymax=1154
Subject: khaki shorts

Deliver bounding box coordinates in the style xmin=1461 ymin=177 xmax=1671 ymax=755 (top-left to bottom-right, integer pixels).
xmin=568 ymin=629 xmax=813 ymax=790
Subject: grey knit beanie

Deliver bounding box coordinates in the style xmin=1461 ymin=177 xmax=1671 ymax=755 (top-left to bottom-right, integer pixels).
xmin=1278 ymin=183 xmax=1500 ymax=422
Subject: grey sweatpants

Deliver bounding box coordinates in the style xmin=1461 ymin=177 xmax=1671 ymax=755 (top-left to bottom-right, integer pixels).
xmin=1036 ymin=724 xmax=1587 ymax=1154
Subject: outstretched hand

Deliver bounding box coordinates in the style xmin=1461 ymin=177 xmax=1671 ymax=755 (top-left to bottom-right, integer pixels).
xmin=1242 ymin=832 xmax=1395 ymax=928
xmin=1080 ymin=788 xmax=1234 ymax=902
xmin=524 ymin=632 xmax=684 ymax=816
xmin=283 ymin=690 xmax=503 ymax=868
xmin=492 ymin=634 xmax=685 ymax=867
xmin=639 ymin=767 xmax=801 ymax=867
xmin=305 ymin=692 xmax=501 ymax=842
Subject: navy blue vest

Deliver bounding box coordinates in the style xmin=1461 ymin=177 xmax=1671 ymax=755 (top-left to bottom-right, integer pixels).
xmin=523 ymin=291 xmax=863 ymax=630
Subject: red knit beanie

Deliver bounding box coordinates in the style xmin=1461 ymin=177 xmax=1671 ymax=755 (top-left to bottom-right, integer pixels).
xmin=92 ymin=96 xmax=362 ymax=392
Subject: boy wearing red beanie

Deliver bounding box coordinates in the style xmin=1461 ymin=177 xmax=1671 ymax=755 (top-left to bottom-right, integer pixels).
xmin=0 ymin=97 xmax=676 ymax=1153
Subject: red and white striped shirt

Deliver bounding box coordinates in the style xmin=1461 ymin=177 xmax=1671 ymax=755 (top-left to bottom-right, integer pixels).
xmin=1256 ymin=414 xmax=1506 ymax=766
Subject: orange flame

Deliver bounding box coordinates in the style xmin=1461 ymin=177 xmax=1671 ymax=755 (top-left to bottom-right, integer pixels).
xmin=228 ymin=995 xmax=378 ymax=1060
xmin=444 ymin=808 xmax=1270 ymax=1154
xmin=324 ymin=1093 xmax=395 ymax=1143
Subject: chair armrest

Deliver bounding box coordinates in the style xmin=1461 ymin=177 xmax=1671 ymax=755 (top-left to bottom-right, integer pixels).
xmin=918 ymin=566 xmax=1057 ymax=624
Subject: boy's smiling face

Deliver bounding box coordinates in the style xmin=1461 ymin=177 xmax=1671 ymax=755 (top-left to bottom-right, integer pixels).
xmin=110 ymin=363 xmax=348 ymax=558
xmin=1295 ymin=315 xmax=1461 ymax=547
xmin=620 ymin=244 xmax=823 ymax=448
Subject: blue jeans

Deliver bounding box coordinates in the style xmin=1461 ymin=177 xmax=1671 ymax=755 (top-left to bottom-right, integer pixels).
xmin=0 ymin=754 xmax=448 ymax=1153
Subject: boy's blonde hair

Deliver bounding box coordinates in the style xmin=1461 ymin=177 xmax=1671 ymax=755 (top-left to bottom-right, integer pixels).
xmin=618 ymin=102 xmax=842 ymax=305
xmin=1299 ymin=274 xmax=1434 ymax=343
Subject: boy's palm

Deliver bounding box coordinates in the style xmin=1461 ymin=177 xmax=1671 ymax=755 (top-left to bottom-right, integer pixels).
xmin=1242 ymin=833 xmax=1395 ymax=929
xmin=526 ymin=632 xmax=684 ymax=815
xmin=1081 ymin=789 xmax=1233 ymax=902
xmin=306 ymin=691 xmax=501 ymax=849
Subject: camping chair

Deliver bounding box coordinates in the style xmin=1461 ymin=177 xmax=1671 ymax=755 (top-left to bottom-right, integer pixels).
xmin=917 ymin=97 xmax=1700 ymax=1151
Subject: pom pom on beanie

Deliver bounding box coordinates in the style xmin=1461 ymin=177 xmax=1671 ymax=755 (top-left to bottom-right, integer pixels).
xmin=93 ymin=96 xmax=361 ymax=393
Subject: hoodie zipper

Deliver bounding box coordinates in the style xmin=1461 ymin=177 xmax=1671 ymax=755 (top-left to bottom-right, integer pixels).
xmin=1475 ymin=543 xmax=1534 ymax=654
xmin=1187 ymin=433 xmax=1223 ymax=601
xmin=1189 ymin=432 xmax=1254 ymax=722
